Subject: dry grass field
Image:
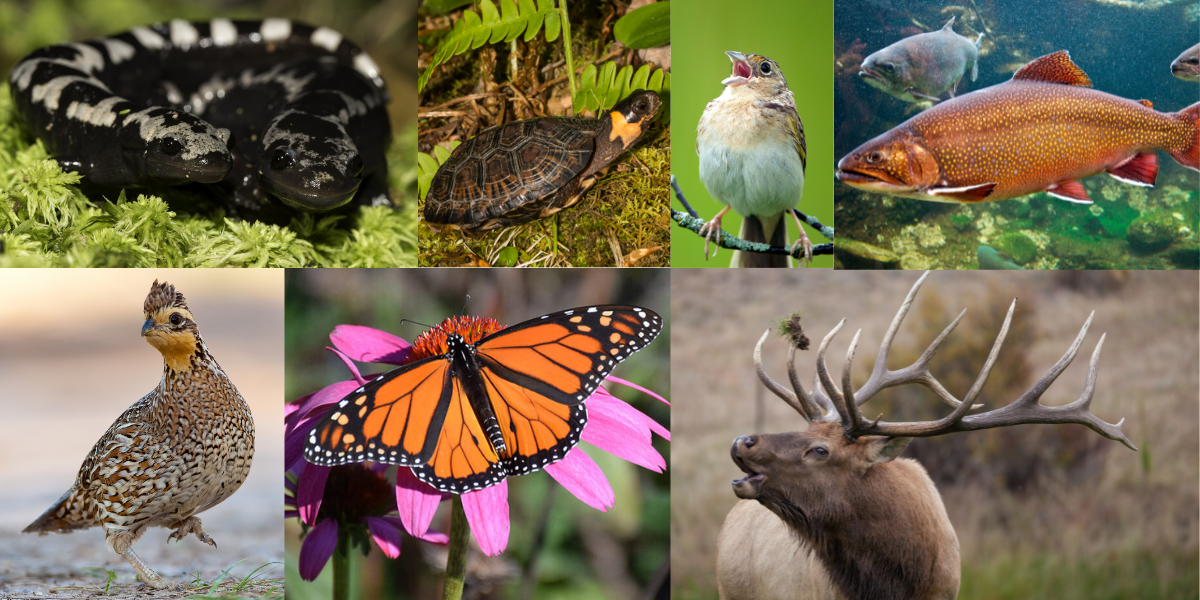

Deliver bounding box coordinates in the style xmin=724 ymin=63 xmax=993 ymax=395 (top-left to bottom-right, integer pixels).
xmin=671 ymin=271 xmax=1198 ymax=600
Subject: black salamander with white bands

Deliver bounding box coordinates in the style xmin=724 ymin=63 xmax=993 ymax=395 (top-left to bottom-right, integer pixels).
xmin=9 ymin=18 xmax=390 ymax=213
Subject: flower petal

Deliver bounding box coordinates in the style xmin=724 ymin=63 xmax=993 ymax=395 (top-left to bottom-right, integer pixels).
xmin=545 ymin=448 xmax=615 ymax=511
xmin=297 ymin=464 xmax=331 ymax=526
xmin=364 ymin=516 xmax=404 ymax=559
xmin=604 ymin=374 xmax=670 ymax=406
xmin=331 ymin=325 xmax=413 ymax=365
xmin=462 ymin=481 xmax=510 ymax=556
xmin=581 ymin=393 xmax=668 ymax=472
xmin=284 ymin=380 xmax=363 ymax=470
xmin=326 ymin=346 xmax=368 ymax=386
xmin=298 ymin=518 xmax=338 ymax=581
xmin=374 ymin=515 xmax=450 ymax=545
xmin=395 ymin=468 xmax=444 ymax=538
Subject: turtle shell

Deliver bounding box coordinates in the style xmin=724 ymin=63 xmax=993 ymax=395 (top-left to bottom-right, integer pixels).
xmin=425 ymin=117 xmax=600 ymax=231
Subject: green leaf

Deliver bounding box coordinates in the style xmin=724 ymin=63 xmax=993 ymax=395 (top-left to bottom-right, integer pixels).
xmin=613 ymin=1 xmax=669 ymax=49
xmin=571 ymin=61 xmax=670 ymax=117
xmin=418 ymin=0 xmax=561 ymax=92
xmin=417 ymin=141 xmax=462 ymax=202
xmin=422 ymin=0 xmax=475 ymax=15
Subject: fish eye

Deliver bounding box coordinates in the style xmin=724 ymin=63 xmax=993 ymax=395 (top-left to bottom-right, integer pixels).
xmin=161 ymin=137 xmax=182 ymax=157
xmin=867 ymin=151 xmax=883 ymax=164
xmin=881 ymin=63 xmax=895 ymax=73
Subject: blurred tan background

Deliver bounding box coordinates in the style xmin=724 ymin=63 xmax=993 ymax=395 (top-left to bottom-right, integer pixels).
xmin=0 ymin=270 xmax=284 ymax=596
xmin=671 ymin=271 xmax=1198 ymax=599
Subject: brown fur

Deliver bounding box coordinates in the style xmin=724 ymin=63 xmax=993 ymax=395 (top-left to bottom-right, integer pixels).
xmin=724 ymin=421 xmax=960 ymax=600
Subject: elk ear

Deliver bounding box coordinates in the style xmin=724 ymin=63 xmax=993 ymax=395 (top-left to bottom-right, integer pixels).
xmin=862 ymin=436 xmax=912 ymax=467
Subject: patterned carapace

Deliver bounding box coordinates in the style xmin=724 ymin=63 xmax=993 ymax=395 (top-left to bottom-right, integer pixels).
xmin=303 ymin=305 xmax=663 ymax=494
xmin=22 ymin=281 xmax=254 ymax=590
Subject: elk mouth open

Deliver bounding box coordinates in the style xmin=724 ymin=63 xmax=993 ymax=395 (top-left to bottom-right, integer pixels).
xmin=730 ymin=439 xmax=765 ymax=499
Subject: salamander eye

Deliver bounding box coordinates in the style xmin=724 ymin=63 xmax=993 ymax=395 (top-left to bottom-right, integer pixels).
xmin=271 ymin=148 xmax=296 ymax=172
xmin=169 ymin=313 xmax=183 ymax=326
xmin=347 ymin=155 xmax=364 ymax=178
xmin=867 ymin=151 xmax=883 ymax=164
xmin=161 ymin=137 xmax=182 ymax=157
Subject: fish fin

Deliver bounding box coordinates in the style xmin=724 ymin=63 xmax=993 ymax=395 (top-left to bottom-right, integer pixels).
xmin=1012 ymin=50 xmax=1093 ymax=88
xmin=908 ymin=88 xmax=942 ymax=103
xmin=929 ymin=182 xmax=997 ymax=203
xmin=1107 ymin=152 xmax=1159 ymax=187
xmin=975 ymin=32 xmax=984 ymax=49
xmin=971 ymin=59 xmax=978 ymax=82
xmin=1138 ymin=99 xmax=1153 ymax=108
xmin=1047 ymin=180 xmax=1092 ymax=204
xmin=1167 ymin=102 xmax=1200 ymax=172
xmin=942 ymin=16 xmax=956 ymax=30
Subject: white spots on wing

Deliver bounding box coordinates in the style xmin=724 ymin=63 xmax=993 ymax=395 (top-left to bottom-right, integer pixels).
xmin=210 ymin=18 xmax=237 ymax=46
xmin=130 ymin=26 xmax=165 ymax=50
xmin=169 ymin=19 xmax=200 ymax=48
xmin=65 ymin=96 xmax=122 ymax=127
xmin=102 ymin=38 xmax=136 ymax=64
xmin=312 ymin=27 xmax=343 ymax=52
xmin=261 ymin=18 xmax=292 ymax=42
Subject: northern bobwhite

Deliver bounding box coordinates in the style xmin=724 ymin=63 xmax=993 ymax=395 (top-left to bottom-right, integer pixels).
xmin=23 ymin=280 xmax=255 ymax=589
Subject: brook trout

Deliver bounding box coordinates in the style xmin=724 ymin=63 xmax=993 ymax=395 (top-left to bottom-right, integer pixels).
xmin=836 ymin=51 xmax=1200 ymax=204
xmin=1172 ymin=43 xmax=1199 ymax=82
xmin=859 ymin=16 xmax=983 ymax=104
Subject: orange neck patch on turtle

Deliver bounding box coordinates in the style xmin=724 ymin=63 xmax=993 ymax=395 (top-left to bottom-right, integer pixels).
xmin=608 ymin=110 xmax=643 ymax=145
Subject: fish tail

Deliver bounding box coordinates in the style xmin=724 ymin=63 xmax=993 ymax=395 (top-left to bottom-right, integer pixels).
xmin=1168 ymin=102 xmax=1200 ymax=172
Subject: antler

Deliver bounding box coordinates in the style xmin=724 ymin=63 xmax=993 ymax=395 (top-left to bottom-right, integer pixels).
xmin=754 ymin=272 xmax=1137 ymax=451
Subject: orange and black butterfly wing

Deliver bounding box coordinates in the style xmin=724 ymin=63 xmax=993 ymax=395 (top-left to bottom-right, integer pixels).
xmin=411 ymin=305 xmax=663 ymax=490
xmin=303 ymin=354 xmax=456 ymax=468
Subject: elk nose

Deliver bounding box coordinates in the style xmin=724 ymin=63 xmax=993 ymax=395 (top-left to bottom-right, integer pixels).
xmin=735 ymin=435 xmax=755 ymax=448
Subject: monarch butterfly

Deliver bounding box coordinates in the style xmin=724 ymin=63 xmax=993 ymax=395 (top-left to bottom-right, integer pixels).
xmin=303 ymin=305 xmax=663 ymax=493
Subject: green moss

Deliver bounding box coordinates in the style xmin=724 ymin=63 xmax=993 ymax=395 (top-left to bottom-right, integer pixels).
xmin=0 ymin=81 xmax=417 ymax=267
xmin=1127 ymin=209 xmax=1186 ymax=253
xmin=993 ymin=231 xmax=1037 ymax=265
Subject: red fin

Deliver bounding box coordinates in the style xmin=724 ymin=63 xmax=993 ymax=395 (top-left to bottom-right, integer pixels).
xmin=1168 ymin=102 xmax=1200 ymax=172
xmin=1107 ymin=152 xmax=1158 ymax=186
xmin=1047 ymin=180 xmax=1092 ymax=204
xmin=1138 ymin=99 xmax=1153 ymax=108
xmin=1012 ymin=51 xmax=1093 ymax=87
xmin=929 ymin=182 xmax=997 ymax=203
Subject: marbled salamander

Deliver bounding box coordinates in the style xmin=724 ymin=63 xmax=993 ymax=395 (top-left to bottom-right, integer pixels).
xmin=9 ymin=18 xmax=390 ymax=215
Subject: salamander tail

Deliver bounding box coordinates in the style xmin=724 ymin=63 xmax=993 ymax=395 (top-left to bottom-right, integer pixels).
xmin=1169 ymin=102 xmax=1200 ymax=172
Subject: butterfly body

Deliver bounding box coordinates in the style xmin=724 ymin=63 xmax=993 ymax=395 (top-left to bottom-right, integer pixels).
xmin=304 ymin=306 xmax=662 ymax=493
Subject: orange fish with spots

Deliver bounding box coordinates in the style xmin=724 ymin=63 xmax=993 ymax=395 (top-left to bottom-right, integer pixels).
xmin=836 ymin=51 xmax=1200 ymax=204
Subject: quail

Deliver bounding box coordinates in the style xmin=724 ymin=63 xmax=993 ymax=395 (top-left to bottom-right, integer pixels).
xmin=22 ymin=280 xmax=254 ymax=589
xmin=697 ymin=51 xmax=812 ymax=268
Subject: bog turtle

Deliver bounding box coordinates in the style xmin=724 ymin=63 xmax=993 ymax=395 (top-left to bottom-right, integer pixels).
xmin=424 ymin=89 xmax=661 ymax=231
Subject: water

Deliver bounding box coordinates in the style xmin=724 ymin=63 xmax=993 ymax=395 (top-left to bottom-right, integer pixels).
xmin=834 ymin=0 xmax=1200 ymax=269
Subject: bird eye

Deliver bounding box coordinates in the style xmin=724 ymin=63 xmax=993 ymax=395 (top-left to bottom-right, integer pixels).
xmin=161 ymin=137 xmax=182 ymax=157
xmin=760 ymin=62 xmax=772 ymax=75
xmin=170 ymin=313 xmax=183 ymax=326
xmin=867 ymin=151 xmax=883 ymax=164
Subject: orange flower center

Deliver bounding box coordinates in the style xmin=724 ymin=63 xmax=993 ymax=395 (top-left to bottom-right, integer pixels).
xmin=410 ymin=315 xmax=505 ymax=361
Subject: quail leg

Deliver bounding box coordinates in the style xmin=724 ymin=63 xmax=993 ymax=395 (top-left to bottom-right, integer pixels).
xmin=697 ymin=206 xmax=731 ymax=260
xmin=169 ymin=515 xmax=217 ymax=548
xmin=108 ymin=529 xmax=174 ymax=589
xmin=789 ymin=210 xmax=814 ymax=268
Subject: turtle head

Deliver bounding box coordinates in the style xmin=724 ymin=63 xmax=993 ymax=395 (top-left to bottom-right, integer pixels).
xmin=589 ymin=90 xmax=661 ymax=175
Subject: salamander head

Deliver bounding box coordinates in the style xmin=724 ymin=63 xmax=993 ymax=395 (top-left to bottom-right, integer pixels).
xmin=121 ymin=107 xmax=233 ymax=184
xmin=258 ymin=110 xmax=363 ymax=212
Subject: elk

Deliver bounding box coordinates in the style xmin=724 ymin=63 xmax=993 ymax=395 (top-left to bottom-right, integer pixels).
xmin=716 ymin=272 xmax=1136 ymax=600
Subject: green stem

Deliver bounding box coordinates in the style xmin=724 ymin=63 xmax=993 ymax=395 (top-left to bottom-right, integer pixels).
xmin=442 ymin=495 xmax=470 ymax=600
xmin=558 ymin=0 xmax=577 ymax=109
xmin=332 ymin=546 xmax=350 ymax=600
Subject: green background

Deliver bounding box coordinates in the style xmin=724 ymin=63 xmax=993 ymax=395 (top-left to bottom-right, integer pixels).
xmin=670 ymin=0 xmax=835 ymax=268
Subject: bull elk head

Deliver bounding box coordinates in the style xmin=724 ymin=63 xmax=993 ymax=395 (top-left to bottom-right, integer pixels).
xmin=727 ymin=272 xmax=1136 ymax=600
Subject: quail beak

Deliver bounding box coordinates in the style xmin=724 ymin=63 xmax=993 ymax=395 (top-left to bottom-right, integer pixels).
xmin=142 ymin=318 xmax=156 ymax=337
xmin=722 ymin=51 xmax=753 ymax=86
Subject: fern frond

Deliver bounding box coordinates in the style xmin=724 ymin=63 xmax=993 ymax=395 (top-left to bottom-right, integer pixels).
xmin=419 ymin=0 xmax=560 ymax=93
xmin=572 ymin=62 xmax=671 ymax=118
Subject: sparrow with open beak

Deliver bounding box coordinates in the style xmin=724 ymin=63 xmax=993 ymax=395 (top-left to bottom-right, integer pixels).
xmin=696 ymin=51 xmax=811 ymax=267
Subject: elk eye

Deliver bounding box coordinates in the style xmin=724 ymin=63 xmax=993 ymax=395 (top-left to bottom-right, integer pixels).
xmin=808 ymin=446 xmax=828 ymax=459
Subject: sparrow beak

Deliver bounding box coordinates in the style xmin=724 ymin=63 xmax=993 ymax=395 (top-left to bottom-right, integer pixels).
xmin=722 ymin=51 xmax=753 ymax=86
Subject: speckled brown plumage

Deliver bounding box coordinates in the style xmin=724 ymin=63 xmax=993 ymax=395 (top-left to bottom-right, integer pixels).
xmin=22 ymin=280 xmax=255 ymax=589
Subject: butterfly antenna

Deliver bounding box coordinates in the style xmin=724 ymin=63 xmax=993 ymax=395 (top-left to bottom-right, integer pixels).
xmin=397 ymin=318 xmax=432 ymax=330
xmin=459 ymin=295 xmax=471 ymax=316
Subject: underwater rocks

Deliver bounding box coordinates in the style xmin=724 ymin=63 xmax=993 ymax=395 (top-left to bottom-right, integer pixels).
xmin=992 ymin=232 xmax=1037 ymax=265
xmin=1127 ymin=209 xmax=1191 ymax=252
xmin=835 ymin=239 xmax=900 ymax=269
